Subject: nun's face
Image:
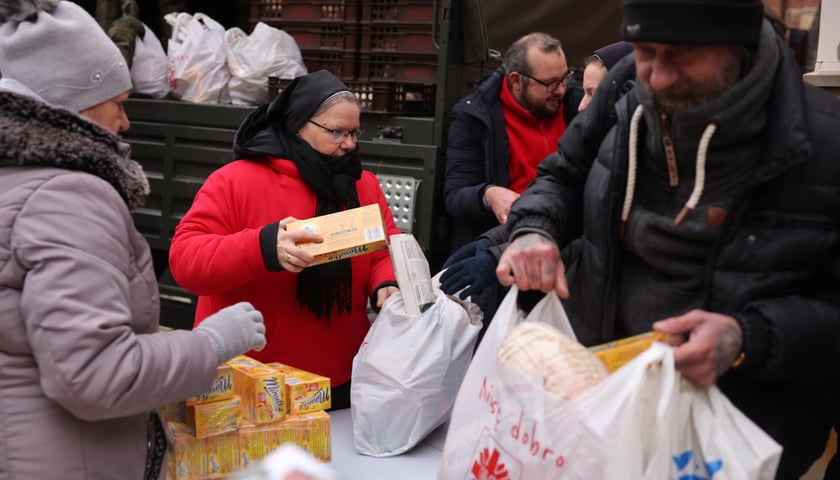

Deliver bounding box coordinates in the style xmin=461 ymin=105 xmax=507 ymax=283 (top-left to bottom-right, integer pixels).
xmin=298 ymin=100 xmax=362 ymax=156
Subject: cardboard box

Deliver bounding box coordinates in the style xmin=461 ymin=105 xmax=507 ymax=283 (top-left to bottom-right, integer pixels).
xmin=185 ymin=395 xmax=242 ymax=438
xmin=267 ymin=363 xmax=332 ymax=414
xmin=588 ymin=331 xmax=669 ymax=373
xmin=186 ymin=364 xmax=235 ymax=406
xmin=286 ymin=204 xmax=388 ymax=265
xmin=226 ymin=356 xmax=287 ymax=424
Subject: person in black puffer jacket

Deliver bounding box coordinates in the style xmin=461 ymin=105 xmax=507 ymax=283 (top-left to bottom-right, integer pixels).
xmin=496 ymin=0 xmax=840 ymax=478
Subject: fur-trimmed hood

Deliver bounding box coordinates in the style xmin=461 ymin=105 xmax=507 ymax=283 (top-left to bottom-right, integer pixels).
xmin=0 ymin=91 xmax=148 ymax=209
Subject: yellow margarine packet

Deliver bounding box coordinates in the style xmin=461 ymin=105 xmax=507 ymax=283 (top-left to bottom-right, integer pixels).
xmin=588 ymin=331 xmax=670 ymax=373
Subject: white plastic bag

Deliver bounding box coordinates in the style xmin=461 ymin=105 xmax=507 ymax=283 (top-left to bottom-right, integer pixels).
xmin=350 ymin=275 xmax=482 ymax=457
xmin=437 ymin=287 xmax=782 ymax=479
xmin=622 ymin=366 xmax=784 ymax=479
xmin=165 ymin=12 xmax=231 ymax=104
xmin=130 ymin=23 xmax=170 ymax=98
xmin=225 ymin=23 xmax=307 ymax=106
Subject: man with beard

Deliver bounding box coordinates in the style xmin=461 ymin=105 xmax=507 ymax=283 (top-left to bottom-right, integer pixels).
xmin=495 ymin=0 xmax=840 ymax=477
xmin=443 ymin=32 xmax=583 ymax=253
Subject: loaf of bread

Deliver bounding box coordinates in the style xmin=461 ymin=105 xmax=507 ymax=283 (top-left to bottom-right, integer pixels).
xmin=498 ymin=321 xmax=608 ymax=400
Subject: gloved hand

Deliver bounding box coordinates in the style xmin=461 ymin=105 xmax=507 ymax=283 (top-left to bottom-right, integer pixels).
xmin=440 ymin=247 xmax=497 ymax=300
xmin=442 ymin=237 xmax=493 ymax=270
xmin=195 ymin=302 xmax=266 ymax=364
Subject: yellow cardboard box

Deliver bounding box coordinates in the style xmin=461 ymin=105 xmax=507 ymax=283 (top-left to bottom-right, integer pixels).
xmin=186 ymin=364 xmax=235 ymax=406
xmin=295 ymin=411 xmax=332 ymax=463
xmin=237 ymin=420 xmax=297 ymax=470
xmin=267 ymin=363 xmax=331 ymax=414
xmin=185 ymin=395 xmax=242 ymax=438
xmin=165 ymin=421 xmax=200 ymax=480
xmin=226 ymin=356 xmax=286 ymax=424
xmin=286 ymin=204 xmax=388 ymax=265
xmin=202 ymin=430 xmax=239 ymax=478
xmin=588 ymin=331 xmax=670 ymax=373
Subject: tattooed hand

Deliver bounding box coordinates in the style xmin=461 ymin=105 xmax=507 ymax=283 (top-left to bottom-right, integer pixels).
xmin=653 ymin=309 xmax=743 ymax=386
xmin=496 ymin=233 xmax=569 ymax=298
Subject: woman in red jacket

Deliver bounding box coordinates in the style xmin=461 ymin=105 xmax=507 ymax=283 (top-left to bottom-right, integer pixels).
xmin=170 ymin=70 xmax=401 ymax=409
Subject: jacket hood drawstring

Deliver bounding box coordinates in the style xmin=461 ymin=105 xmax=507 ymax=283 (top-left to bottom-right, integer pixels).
xmin=620 ymin=104 xmax=718 ymax=237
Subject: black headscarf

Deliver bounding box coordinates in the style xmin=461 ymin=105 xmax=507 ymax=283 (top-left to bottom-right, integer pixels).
xmin=265 ymin=70 xmax=363 ymax=320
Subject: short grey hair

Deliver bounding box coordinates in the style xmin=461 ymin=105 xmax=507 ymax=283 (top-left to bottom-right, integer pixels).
xmin=503 ymin=32 xmax=563 ymax=76
xmin=313 ymin=90 xmax=359 ymax=117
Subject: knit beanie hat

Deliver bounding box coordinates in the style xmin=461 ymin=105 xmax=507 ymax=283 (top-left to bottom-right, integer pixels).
xmin=621 ymin=0 xmax=764 ymax=46
xmin=0 ymin=0 xmax=132 ymax=112
xmin=592 ymin=41 xmax=634 ymax=70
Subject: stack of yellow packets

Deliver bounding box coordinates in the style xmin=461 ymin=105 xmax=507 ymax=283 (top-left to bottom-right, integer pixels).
xmin=160 ymin=355 xmax=333 ymax=480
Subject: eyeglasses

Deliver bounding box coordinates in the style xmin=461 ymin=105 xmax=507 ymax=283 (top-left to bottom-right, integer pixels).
xmin=307 ymin=119 xmax=364 ymax=143
xmin=519 ymin=70 xmax=575 ymax=92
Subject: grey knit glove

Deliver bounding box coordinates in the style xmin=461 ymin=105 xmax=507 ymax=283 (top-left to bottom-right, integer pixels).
xmin=194 ymin=302 xmax=267 ymax=364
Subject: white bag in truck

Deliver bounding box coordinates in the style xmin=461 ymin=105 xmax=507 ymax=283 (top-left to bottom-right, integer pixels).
xmin=165 ymin=12 xmax=231 ymax=104
xmin=226 ymin=22 xmax=307 ymax=106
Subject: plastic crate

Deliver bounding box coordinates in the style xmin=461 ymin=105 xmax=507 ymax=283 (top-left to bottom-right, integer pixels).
xmin=268 ymin=77 xmax=434 ymax=115
xmin=284 ymin=22 xmax=359 ymax=50
xmin=360 ymin=0 xmax=435 ymax=23
xmin=359 ymin=23 xmax=436 ymax=54
xmin=301 ymin=49 xmax=359 ymax=80
xmin=268 ymin=76 xmax=288 ymax=101
xmin=247 ymin=0 xmax=282 ymax=24
xmin=358 ymin=52 xmax=437 ymax=83
xmin=347 ymin=80 xmax=435 ymax=115
xmin=280 ymin=0 xmax=361 ymax=22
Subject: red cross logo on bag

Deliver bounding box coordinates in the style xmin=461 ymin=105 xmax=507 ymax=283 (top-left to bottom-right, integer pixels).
xmin=471 ymin=447 xmax=511 ymax=480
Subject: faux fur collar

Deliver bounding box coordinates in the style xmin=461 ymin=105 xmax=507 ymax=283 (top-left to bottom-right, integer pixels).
xmin=0 ymin=91 xmax=149 ymax=210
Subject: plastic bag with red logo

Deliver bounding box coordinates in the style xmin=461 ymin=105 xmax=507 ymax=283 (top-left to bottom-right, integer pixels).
xmin=437 ymin=287 xmax=782 ymax=479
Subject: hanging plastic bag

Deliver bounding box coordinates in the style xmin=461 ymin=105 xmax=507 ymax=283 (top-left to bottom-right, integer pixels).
xmin=130 ymin=23 xmax=170 ymax=98
xmin=226 ymin=23 xmax=307 ymax=106
xmin=165 ymin=12 xmax=230 ymax=104
xmin=437 ymin=287 xmax=782 ymax=479
xmin=350 ymin=273 xmax=482 ymax=457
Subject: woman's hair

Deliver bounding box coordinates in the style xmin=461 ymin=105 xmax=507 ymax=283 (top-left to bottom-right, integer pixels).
xmin=503 ymin=32 xmax=563 ymax=76
xmin=312 ymin=90 xmax=359 ymax=117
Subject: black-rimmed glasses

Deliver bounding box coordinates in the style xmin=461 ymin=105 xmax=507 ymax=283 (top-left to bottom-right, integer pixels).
xmin=307 ymin=119 xmax=364 ymax=143
xmin=519 ymin=70 xmax=575 ymax=92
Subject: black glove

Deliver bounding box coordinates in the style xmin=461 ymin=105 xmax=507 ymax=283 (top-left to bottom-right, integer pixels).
xmin=442 ymin=237 xmax=493 ymax=270
xmin=440 ymin=246 xmax=497 ymax=300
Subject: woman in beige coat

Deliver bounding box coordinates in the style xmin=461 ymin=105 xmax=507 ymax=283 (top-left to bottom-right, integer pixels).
xmin=0 ymin=2 xmax=266 ymax=478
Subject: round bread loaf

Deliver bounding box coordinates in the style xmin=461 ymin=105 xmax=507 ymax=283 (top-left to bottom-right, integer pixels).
xmin=498 ymin=321 xmax=608 ymax=400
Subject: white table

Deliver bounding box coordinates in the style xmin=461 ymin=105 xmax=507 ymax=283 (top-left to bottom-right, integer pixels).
xmin=327 ymin=408 xmax=447 ymax=479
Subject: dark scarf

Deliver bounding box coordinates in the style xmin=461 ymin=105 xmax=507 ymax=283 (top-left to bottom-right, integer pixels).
xmin=264 ymin=70 xmax=363 ymax=320
xmin=284 ymin=135 xmax=361 ymax=320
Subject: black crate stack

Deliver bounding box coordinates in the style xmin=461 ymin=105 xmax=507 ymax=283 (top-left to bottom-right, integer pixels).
xmin=250 ymin=0 xmax=437 ymax=115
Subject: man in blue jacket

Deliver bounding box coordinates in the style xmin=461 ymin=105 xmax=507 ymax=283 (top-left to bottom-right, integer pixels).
xmin=497 ymin=0 xmax=840 ymax=477
xmin=443 ymin=32 xmax=583 ymax=253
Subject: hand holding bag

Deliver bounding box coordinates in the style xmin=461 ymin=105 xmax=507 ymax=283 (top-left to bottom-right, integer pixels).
xmin=438 ymin=287 xmax=782 ymax=479
xmin=350 ymin=274 xmax=482 ymax=457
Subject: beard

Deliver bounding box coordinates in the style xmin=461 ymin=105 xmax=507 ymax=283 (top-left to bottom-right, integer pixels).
xmin=644 ymin=48 xmax=743 ymax=113
xmin=526 ymin=97 xmax=562 ymax=118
